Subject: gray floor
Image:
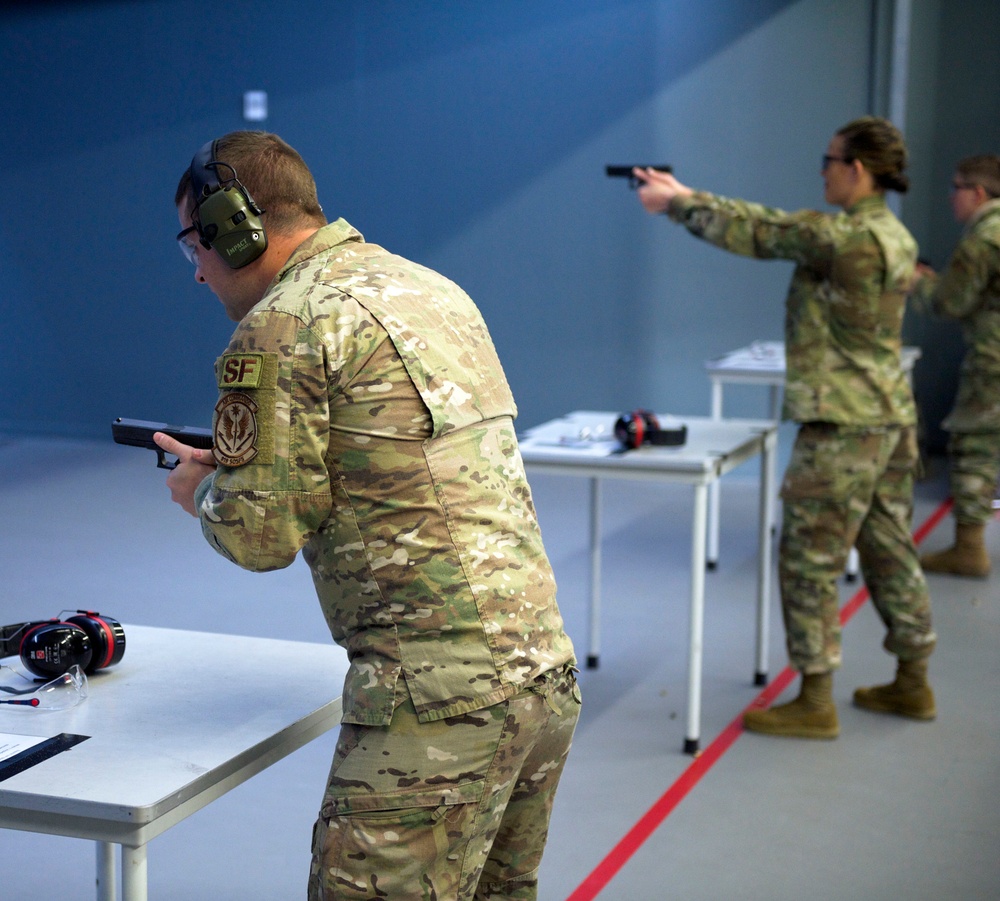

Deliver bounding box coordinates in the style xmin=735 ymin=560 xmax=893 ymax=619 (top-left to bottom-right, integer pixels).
xmin=1 ymin=430 xmax=998 ymax=900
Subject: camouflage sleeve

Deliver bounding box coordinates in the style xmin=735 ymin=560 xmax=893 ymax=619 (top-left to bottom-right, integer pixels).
xmin=194 ymin=308 xmax=334 ymax=572
xmin=667 ymin=191 xmax=839 ymax=272
xmin=906 ymin=267 xmax=937 ymax=315
xmin=931 ymin=234 xmax=999 ymax=320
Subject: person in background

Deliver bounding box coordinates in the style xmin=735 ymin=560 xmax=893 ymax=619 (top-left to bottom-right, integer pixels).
xmin=912 ymin=154 xmax=1000 ymax=578
xmin=631 ymin=116 xmax=937 ymax=739
xmin=156 ymin=130 xmax=580 ymax=900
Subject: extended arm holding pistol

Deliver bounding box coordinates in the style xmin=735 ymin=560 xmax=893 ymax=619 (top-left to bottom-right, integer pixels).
xmin=606 ymin=164 xmax=673 ymax=188
xmin=112 ymin=418 xmax=213 ymax=469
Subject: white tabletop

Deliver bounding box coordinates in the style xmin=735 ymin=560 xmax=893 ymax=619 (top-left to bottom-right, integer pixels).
xmin=704 ymin=340 xmax=922 ymax=378
xmin=520 ymin=411 xmax=774 ymax=480
xmin=0 ymin=624 xmax=347 ymax=842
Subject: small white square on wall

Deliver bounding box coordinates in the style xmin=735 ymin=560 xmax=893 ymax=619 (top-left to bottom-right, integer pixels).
xmin=243 ymin=91 xmax=268 ymax=122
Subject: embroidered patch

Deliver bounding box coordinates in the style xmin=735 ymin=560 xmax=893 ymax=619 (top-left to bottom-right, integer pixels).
xmin=218 ymin=353 xmax=266 ymax=390
xmin=213 ymin=392 xmax=259 ymax=467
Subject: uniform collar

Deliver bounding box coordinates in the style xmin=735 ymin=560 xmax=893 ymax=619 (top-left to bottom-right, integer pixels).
xmin=966 ymin=197 xmax=1000 ymax=231
xmin=844 ymin=194 xmax=888 ymax=216
xmin=276 ymin=219 xmax=366 ymax=279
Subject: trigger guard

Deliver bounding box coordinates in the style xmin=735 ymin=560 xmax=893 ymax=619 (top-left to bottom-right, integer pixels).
xmin=155 ymin=450 xmax=179 ymax=470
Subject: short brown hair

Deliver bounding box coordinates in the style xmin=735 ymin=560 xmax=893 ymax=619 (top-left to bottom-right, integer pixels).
xmin=175 ymin=131 xmax=327 ymax=234
xmin=837 ymin=116 xmax=910 ymax=194
xmin=955 ymin=155 xmax=1000 ymax=199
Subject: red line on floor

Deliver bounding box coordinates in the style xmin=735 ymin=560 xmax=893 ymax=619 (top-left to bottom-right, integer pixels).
xmin=563 ymin=497 xmax=952 ymax=901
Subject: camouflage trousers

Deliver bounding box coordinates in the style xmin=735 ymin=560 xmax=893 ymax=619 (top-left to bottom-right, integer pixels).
xmin=946 ymin=429 xmax=1000 ymax=525
xmin=308 ymin=663 xmax=581 ymax=900
xmin=779 ymin=423 xmax=936 ymax=673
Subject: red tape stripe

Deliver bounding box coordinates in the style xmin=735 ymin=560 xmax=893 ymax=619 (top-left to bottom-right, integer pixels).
xmin=564 ymin=497 xmax=952 ymax=901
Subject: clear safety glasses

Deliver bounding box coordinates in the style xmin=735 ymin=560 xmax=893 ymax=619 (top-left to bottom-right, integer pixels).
xmin=0 ymin=664 xmax=88 ymax=711
xmin=176 ymin=224 xmax=201 ymax=266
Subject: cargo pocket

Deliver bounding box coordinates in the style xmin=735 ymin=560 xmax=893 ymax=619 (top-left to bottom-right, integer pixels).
xmin=312 ymin=782 xmax=484 ymax=900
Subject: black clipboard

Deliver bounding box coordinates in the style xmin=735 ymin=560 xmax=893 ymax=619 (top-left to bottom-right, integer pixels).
xmin=0 ymin=733 xmax=89 ymax=782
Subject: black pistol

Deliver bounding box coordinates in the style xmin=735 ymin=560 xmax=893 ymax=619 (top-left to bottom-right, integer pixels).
xmin=112 ymin=418 xmax=213 ymax=470
xmin=605 ymin=164 xmax=673 ymax=188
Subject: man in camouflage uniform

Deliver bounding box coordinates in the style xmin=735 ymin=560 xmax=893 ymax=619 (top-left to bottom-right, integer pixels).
xmin=912 ymin=155 xmax=1000 ymax=578
xmin=632 ymin=117 xmax=936 ymax=739
xmin=157 ymin=131 xmax=579 ymax=899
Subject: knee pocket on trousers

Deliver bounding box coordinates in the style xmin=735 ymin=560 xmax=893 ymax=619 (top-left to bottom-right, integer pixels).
xmin=311 ymin=800 xmax=480 ymax=900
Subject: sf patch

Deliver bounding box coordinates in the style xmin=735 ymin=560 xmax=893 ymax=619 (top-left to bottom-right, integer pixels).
xmin=213 ymin=392 xmax=259 ymax=467
xmin=219 ymin=353 xmax=266 ymax=389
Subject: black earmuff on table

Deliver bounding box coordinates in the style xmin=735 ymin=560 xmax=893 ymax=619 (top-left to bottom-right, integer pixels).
xmin=0 ymin=612 xmax=126 ymax=679
xmin=613 ymin=410 xmax=687 ymax=449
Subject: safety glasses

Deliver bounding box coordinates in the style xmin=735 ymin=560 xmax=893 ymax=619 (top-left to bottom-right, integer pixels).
xmin=0 ymin=664 xmax=88 ymax=711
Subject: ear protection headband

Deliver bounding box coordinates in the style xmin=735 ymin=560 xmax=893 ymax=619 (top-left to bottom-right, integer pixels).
xmin=614 ymin=410 xmax=687 ymax=449
xmin=188 ymin=139 xmax=268 ymax=269
xmin=0 ymin=611 xmax=126 ymax=679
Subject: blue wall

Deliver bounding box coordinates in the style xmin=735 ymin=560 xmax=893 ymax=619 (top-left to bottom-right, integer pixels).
xmin=1 ymin=0 xmax=996 ymax=445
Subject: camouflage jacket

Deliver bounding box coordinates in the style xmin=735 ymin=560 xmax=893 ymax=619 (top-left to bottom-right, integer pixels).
xmin=194 ymin=220 xmax=575 ymax=725
xmin=921 ymin=199 xmax=1000 ymax=431
xmin=668 ymin=192 xmax=917 ymax=426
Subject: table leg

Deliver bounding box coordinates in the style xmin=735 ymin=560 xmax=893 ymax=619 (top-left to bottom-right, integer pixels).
xmin=766 ymin=385 xmax=780 ymax=544
xmin=122 ymin=844 xmax=148 ymax=901
xmin=706 ymin=481 xmax=720 ymax=571
xmin=684 ymin=481 xmax=709 ymax=755
xmin=846 ymin=547 xmax=859 ymax=581
xmin=706 ymin=379 xmax=724 ymax=570
xmin=96 ymin=841 xmax=117 ymax=901
xmin=587 ymin=477 xmax=602 ymax=669
xmin=754 ymin=430 xmax=777 ymax=685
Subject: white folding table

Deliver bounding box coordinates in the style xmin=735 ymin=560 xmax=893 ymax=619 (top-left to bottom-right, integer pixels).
xmin=704 ymin=341 xmax=923 ymax=574
xmin=0 ymin=624 xmax=347 ymax=901
xmin=519 ymin=411 xmax=777 ymax=754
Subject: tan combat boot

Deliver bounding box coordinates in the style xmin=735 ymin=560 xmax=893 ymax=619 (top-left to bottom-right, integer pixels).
xmin=919 ymin=522 xmax=991 ymax=578
xmin=853 ymin=658 xmax=936 ymax=720
xmin=743 ymin=672 xmax=839 ymax=739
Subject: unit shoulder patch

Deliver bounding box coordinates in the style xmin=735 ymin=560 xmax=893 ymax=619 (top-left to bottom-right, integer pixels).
xmin=213 ymin=392 xmax=259 ymax=467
